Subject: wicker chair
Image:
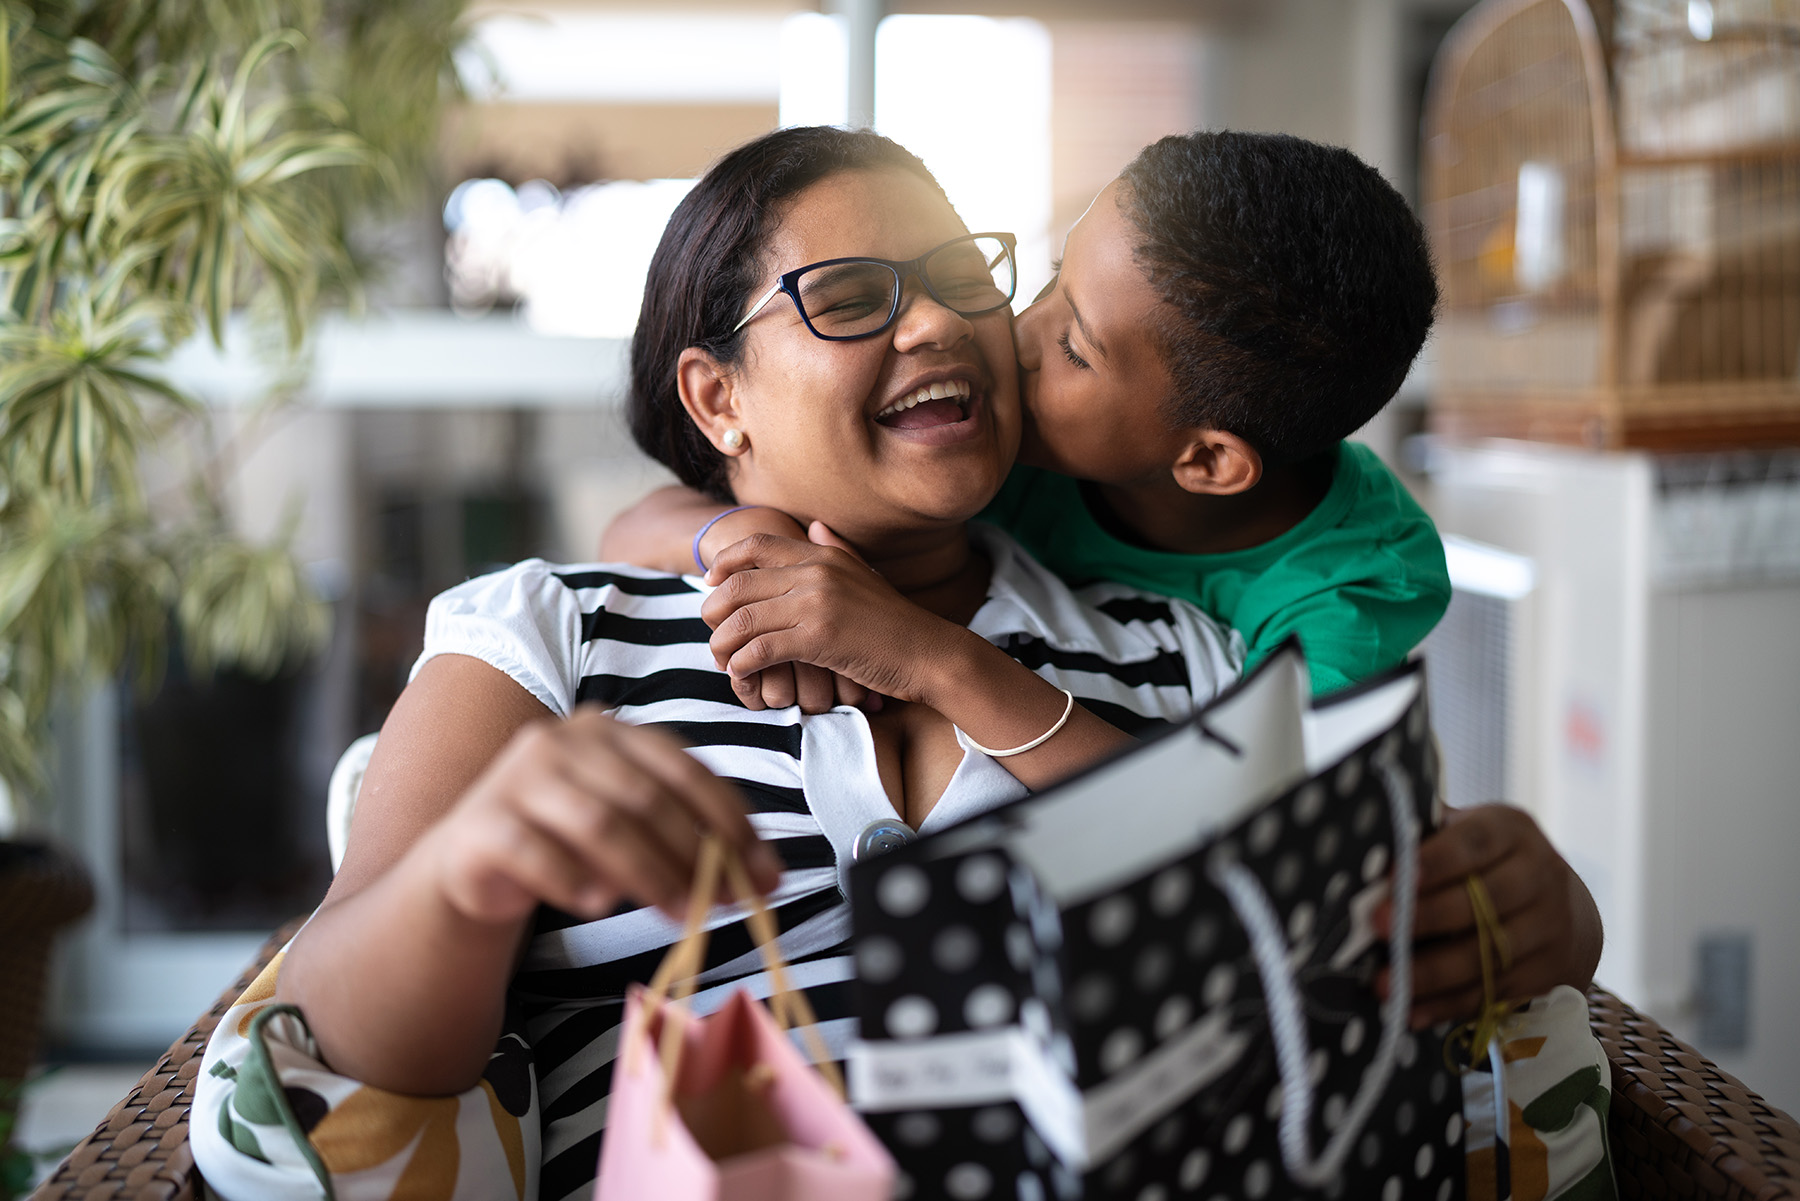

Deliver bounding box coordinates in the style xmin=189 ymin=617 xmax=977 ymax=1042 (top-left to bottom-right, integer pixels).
xmin=27 ymin=917 xmax=1800 ymax=1201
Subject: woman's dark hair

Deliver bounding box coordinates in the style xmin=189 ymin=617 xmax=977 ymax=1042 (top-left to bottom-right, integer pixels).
xmin=1118 ymin=131 xmax=1439 ymax=466
xmin=628 ymin=126 xmax=948 ymax=499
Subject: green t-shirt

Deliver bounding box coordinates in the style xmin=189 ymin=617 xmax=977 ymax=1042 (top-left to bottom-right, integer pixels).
xmin=982 ymin=442 xmax=1450 ymax=695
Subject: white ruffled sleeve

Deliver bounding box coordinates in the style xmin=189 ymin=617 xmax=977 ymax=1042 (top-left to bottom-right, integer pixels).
xmin=409 ymin=558 xmax=590 ymax=719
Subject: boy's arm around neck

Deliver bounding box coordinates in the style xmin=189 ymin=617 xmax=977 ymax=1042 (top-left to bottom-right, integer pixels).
xmin=599 ymin=484 xmax=806 ymax=573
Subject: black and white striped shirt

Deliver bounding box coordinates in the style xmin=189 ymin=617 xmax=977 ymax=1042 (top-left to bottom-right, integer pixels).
xmin=413 ymin=524 xmax=1242 ymax=1201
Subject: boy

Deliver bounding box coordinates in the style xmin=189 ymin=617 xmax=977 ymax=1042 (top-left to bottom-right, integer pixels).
xmin=606 ymin=130 xmax=1448 ymax=700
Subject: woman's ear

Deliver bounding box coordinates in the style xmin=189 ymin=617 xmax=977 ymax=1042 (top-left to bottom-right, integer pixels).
xmin=676 ymin=347 xmax=748 ymax=456
xmin=1171 ymin=429 xmax=1263 ymax=496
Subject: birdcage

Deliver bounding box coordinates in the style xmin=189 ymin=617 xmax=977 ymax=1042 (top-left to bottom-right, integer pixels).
xmin=1423 ymin=0 xmax=1800 ymax=449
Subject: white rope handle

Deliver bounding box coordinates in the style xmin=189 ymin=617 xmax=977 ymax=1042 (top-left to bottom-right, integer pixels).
xmin=1206 ymin=743 xmax=1421 ymax=1190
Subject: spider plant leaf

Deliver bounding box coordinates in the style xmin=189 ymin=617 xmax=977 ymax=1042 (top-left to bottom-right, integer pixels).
xmin=0 ymin=89 xmax=101 ymax=140
xmin=71 ymin=114 xmax=145 ymax=242
xmin=65 ymin=37 xmax=123 ymax=88
xmin=171 ymin=57 xmax=215 ymax=133
xmin=6 ymin=231 xmax=56 ymax=321
xmin=89 ymin=241 xmax=160 ymax=314
xmin=0 ymin=535 xmax=63 ymax=635
xmin=18 ymin=127 xmax=79 ymax=212
xmin=0 ymin=6 xmax=12 ymax=127
xmin=203 ymin=204 xmax=233 ymax=346
xmin=220 ymin=30 xmax=301 ymax=151
xmin=236 ymin=129 xmax=368 ymax=185
xmin=107 ymin=368 xmax=194 ymax=412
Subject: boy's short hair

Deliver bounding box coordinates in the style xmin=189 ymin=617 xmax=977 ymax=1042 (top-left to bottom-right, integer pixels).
xmin=1118 ymin=131 xmax=1437 ymax=465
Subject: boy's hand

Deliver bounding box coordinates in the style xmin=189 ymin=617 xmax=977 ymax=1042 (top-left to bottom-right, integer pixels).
xmin=702 ymin=523 xmax=958 ymax=708
xmin=417 ymin=707 xmax=782 ymax=925
xmin=701 ymin=511 xmax=871 ymax=715
xmin=1376 ymin=804 xmax=1602 ymax=1028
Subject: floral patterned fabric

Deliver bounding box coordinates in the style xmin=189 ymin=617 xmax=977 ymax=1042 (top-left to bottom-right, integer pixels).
xmin=191 ymin=940 xmax=539 ymax=1201
xmin=1462 ymin=985 xmax=1617 ymax=1201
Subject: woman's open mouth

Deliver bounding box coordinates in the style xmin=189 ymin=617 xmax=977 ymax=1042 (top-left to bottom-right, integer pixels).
xmin=874 ymin=378 xmax=972 ymax=429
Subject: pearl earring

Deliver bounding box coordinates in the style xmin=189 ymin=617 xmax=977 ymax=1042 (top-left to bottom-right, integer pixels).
xmin=722 ymin=428 xmax=745 ymax=451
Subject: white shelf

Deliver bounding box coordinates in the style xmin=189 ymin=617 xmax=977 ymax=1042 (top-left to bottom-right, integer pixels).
xmin=161 ymin=310 xmax=630 ymax=409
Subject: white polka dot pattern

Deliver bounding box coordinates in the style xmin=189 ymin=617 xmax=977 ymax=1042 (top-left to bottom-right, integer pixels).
xmin=847 ymin=665 xmax=1465 ymax=1200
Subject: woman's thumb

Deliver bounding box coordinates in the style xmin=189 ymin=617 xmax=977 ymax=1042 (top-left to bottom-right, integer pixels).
xmin=807 ymin=520 xmax=865 ymax=562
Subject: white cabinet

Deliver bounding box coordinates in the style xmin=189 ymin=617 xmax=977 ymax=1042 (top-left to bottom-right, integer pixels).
xmin=1423 ymin=441 xmax=1800 ymax=1114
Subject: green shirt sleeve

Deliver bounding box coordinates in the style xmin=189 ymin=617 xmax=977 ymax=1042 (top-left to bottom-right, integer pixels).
xmin=980 ymin=448 xmax=1450 ymax=696
xmin=1237 ymin=572 xmax=1450 ymax=695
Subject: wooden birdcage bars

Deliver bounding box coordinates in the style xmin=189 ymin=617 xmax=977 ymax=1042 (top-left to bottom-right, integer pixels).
xmin=1424 ymin=0 xmax=1800 ymax=449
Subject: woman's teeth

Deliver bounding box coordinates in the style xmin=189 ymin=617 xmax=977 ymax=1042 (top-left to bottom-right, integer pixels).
xmin=875 ymin=378 xmax=971 ymax=420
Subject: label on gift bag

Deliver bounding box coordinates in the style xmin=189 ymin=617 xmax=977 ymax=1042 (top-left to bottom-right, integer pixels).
xmin=848 ymin=648 xmax=1466 ymax=1201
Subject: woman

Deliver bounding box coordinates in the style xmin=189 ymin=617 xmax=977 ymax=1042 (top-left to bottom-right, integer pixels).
xmin=255 ymin=126 xmax=1240 ymax=1200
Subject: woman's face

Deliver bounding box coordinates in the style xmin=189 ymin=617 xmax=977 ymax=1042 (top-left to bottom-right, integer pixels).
xmin=695 ymin=168 xmax=1020 ymax=545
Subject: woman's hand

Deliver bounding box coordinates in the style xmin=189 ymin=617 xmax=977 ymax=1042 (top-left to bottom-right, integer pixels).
xmin=416 ymin=706 xmax=783 ymax=925
xmin=1377 ymin=804 xmax=1603 ymax=1028
xmin=702 ymin=514 xmax=872 ymax=715
xmin=702 ymin=524 xmax=953 ymax=709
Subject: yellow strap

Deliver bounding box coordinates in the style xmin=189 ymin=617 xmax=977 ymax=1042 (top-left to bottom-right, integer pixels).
xmin=646 ymin=835 xmax=847 ymax=1108
xmin=723 ymin=853 xmax=846 ymax=1098
xmin=1443 ymin=872 xmax=1518 ymax=1073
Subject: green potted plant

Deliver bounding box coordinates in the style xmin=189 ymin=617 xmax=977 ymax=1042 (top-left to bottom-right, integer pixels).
xmin=0 ymin=2 xmax=467 ymax=1189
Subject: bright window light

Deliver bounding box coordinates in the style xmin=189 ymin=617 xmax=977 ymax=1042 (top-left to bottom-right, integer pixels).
xmin=874 ymin=16 xmax=1054 ymax=307
xmin=779 ymin=13 xmax=1054 ymax=307
xmin=779 ymin=13 xmax=849 ymax=128
xmin=447 ymin=13 xmax=1055 ymax=338
xmin=444 ymin=177 xmax=696 ymax=338
xmin=458 ymin=13 xmax=782 ymax=104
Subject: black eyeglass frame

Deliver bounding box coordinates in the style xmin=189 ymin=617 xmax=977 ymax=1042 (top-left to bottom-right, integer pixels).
xmin=730 ymin=231 xmax=1019 ymax=342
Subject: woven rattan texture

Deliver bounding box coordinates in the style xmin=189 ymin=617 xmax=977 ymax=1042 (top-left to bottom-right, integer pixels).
xmin=3 ymin=844 xmax=94 ymax=1155
xmin=1589 ymin=986 xmax=1800 ymax=1201
xmin=29 ymin=919 xmax=301 ymax=1201
xmin=26 ymin=940 xmax=1800 ymax=1200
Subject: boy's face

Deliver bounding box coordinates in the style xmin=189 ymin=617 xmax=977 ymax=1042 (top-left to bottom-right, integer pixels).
xmin=1014 ymin=179 xmax=1188 ymax=487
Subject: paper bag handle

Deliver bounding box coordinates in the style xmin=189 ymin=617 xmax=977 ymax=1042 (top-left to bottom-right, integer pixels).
xmin=1206 ymin=742 xmax=1421 ymax=1190
xmin=641 ymin=835 xmax=846 ymax=1100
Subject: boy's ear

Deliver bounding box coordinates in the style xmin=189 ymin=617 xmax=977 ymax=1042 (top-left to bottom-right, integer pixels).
xmin=676 ymin=347 xmax=747 ymax=456
xmin=1171 ymin=428 xmax=1263 ymax=496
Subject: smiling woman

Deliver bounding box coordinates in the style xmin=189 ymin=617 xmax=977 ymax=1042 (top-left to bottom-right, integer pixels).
xmin=193 ymin=126 xmax=1242 ymax=1201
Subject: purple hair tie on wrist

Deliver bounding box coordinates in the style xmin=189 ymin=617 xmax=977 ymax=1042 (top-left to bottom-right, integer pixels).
xmin=692 ymin=505 xmax=760 ymax=573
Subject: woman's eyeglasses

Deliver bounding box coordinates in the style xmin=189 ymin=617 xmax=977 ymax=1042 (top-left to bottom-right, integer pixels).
xmin=731 ymin=232 xmax=1018 ymax=342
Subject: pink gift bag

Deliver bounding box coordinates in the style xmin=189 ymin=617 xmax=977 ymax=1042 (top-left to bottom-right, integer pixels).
xmin=594 ymin=840 xmax=895 ymax=1201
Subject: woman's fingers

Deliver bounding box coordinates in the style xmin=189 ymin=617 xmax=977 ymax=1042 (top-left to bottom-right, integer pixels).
xmin=806 ymin=520 xmax=865 ymax=561
xmin=834 ymin=672 xmax=871 ymax=711
xmin=434 ymin=711 xmax=780 ymax=927
xmin=729 ymin=670 xmax=768 ymax=710
xmin=754 ymin=663 xmax=800 ymax=710
xmin=518 ymin=770 xmax=690 ymax=912
xmin=577 ymin=710 xmax=782 ymax=893
xmin=1415 ymin=805 xmax=1535 ymax=894
xmin=551 ymin=744 xmax=703 ymax=881
xmin=437 ymin=802 xmax=616 ymax=923
xmin=792 ymin=662 xmax=838 ymax=714
xmin=1409 ymin=846 xmax=1546 ymax=940
xmin=1392 ymin=894 xmax=1567 ymax=1025
xmin=1407 ymin=982 xmax=1485 ymax=1031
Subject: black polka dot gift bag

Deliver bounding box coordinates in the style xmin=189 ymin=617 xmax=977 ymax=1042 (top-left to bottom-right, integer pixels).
xmin=846 ymin=644 xmax=1467 ymax=1201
